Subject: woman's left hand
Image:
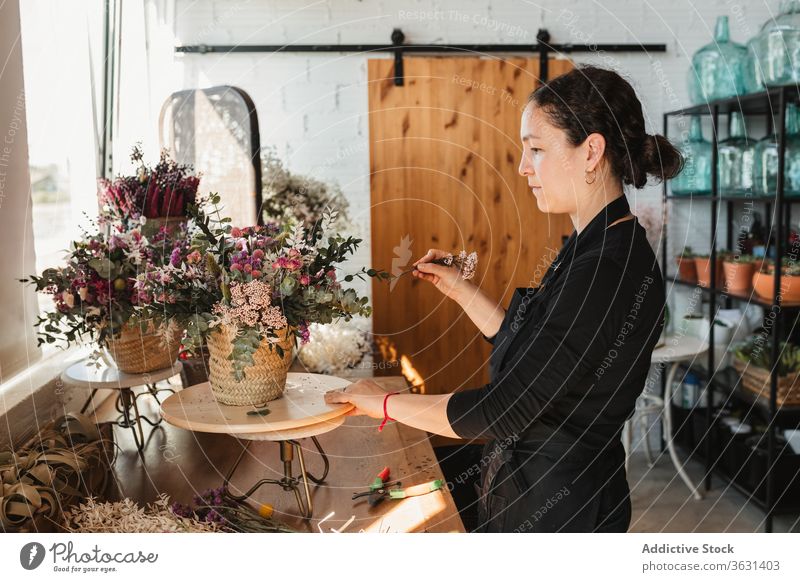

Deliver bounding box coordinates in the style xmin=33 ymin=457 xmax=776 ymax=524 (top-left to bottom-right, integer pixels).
xmin=323 ymin=379 xmax=389 ymax=419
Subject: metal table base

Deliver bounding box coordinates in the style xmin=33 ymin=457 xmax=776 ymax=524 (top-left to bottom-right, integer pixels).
xmin=221 ymin=436 xmax=329 ymax=519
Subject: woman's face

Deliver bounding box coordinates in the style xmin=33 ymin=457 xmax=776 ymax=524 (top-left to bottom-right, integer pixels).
xmin=518 ymin=103 xmax=589 ymax=215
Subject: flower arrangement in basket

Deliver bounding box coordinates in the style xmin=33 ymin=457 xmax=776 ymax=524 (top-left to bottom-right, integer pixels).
xmin=97 ymin=145 xmax=200 ymax=236
xmin=20 ymin=216 xmax=187 ymax=373
xmin=139 ymin=194 xmax=389 ymax=406
xmin=731 ymin=334 xmax=800 ymax=406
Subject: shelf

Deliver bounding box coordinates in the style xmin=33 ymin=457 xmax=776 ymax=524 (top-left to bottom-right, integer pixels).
xmin=670 ymin=405 xmax=800 ymax=514
xmin=662 ymin=86 xmax=800 ymax=531
xmin=672 ymin=439 xmax=800 ymax=514
xmin=665 ymin=194 xmax=800 ymax=203
xmin=681 ymin=363 xmax=800 ymax=419
xmin=667 ymin=276 xmax=800 ymax=311
xmin=665 ymin=85 xmax=800 ymax=117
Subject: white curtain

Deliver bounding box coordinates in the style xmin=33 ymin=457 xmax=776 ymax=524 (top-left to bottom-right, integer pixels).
xmin=0 ymin=0 xmax=41 ymax=382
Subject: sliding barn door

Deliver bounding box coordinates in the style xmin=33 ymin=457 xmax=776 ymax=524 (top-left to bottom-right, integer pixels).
xmin=368 ymin=57 xmax=574 ymax=401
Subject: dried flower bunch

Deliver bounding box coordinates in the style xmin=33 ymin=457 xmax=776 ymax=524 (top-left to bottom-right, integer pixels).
xmin=20 ymin=216 xmax=189 ymax=350
xmin=64 ymin=495 xmax=220 ymax=533
xmin=170 ymin=487 xmax=295 ymax=533
xmin=441 ymin=250 xmax=479 ymax=280
xmin=138 ymin=196 xmax=389 ymax=380
xmin=98 ymin=145 xmax=200 ymax=227
xmin=396 ymin=249 xmax=480 ymax=281
xmin=297 ymin=320 xmax=372 ymax=375
xmin=261 ymin=147 xmax=351 ymax=228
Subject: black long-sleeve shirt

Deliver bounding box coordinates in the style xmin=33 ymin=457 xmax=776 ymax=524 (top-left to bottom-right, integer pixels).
xmin=446 ymin=194 xmax=665 ymax=450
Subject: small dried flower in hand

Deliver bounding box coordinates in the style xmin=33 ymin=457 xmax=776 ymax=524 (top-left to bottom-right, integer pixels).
xmin=441 ymin=250 xmax=478 ymax=280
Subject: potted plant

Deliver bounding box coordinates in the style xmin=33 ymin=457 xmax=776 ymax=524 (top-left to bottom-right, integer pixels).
xmin=752 ymin=259 xmax=800 ymax=303
xmin=143 ymin=195 xmax=389 ymax=406
xmin=20 ymin=218 xmax=186 ymax=373
xmin=722 ymin=253 xmax=756 ymax=293
xmin=676 ymin=246 xmax=698 ymax=282
xmin=731 ymin=335 xmax=800 ymax=406
xmin=694 ymin=252 xmax=724 ymax=288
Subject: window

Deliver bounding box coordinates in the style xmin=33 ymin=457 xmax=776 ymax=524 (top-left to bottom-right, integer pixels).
xmin=20 ymin=0 xmax=105 ymax=275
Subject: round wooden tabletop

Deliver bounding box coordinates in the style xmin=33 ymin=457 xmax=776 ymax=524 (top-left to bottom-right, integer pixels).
xmin=61 ymin=358 xmax=183 ymax=389
xmin=159 ymin=372 xmax=354 ymax=435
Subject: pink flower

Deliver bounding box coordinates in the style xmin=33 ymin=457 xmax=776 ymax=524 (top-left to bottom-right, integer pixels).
xmin=231 ymin=227 xmax=242 ymax=237
xmin=300 ymin=274 xmax=310 ymax=285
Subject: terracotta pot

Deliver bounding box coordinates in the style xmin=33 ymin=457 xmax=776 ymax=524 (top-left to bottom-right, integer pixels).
xmin=752 ymin=271 xmax=800 ymax=303
xmin=676 ymin=257 xmax=697 ymax=282
xmin=722 ymin=261 xmax=755 ymax=293
xmin=694 ymin=257 xmax=723 ymax=288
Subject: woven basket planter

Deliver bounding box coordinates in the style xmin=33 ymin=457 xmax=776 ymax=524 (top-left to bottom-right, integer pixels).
xmin=206 ymin=324 xmax=296 ymax=406
xmin=104 ymin=321 xmax=183 ymax=374
xmin=732 ymin=358 xmax=800 ymax=407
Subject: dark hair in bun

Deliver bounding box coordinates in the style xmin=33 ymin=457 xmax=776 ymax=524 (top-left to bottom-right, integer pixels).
xmin=528 ymin=65 xmax=684 ymax=189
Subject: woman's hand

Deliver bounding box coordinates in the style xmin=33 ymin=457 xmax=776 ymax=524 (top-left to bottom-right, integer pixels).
xmin=413 ymin=248 xmax=474 ymax=301
xmin=323 ymin=379 xmax=390 ymax=418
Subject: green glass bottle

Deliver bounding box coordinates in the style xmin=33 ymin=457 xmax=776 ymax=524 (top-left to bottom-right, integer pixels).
xmin=671 ymin=116 xmax=712 ymax=196
xmin=754 ymin=102 xmax=800 ymax=197
xmin=718 ymin=111 xmax=756 ymax=197
xmin=688 ymin=16 xmax=748 ymax=104
xmin=748 ymin=0 xmax=800 ymax=87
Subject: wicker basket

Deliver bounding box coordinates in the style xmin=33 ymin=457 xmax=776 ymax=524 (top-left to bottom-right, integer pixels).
xmin=104 ymin=321 xmax=183 ymax=374
xmin=732 ymin=358 xmax=800 ymax=406
xmin=206 ymin=324 xmax=296 ymax=406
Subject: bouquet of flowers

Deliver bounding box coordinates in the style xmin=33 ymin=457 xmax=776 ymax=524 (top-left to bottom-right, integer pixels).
xmin=261 ymin=147 xmax=351 ymax=229
xmin=138 ymin=193 xmax=388 ymax=404
xmin=97 ymin=145 xmax=201 ymax=230
xmin=20 ymin=217 xmax=187 ymax=372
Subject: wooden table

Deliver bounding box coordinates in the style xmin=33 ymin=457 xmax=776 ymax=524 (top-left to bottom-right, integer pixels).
xmin=154 ymin=374 xmax=464 ymax=532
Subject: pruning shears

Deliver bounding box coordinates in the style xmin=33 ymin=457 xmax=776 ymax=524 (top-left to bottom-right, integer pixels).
xmin=352 ymin=467 xmax=443 ymax=507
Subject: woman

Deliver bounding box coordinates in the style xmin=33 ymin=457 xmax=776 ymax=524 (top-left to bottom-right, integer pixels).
xmin=324 ymin=65 xmax=681 ymax=532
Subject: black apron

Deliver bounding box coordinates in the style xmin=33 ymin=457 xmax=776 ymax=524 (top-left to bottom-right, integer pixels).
xmin=474 ymin=227 xmax=631 ymax=533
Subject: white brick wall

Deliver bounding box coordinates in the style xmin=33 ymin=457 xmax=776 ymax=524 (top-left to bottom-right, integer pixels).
xmin=155 ymin=0 xmax=782 ymax=325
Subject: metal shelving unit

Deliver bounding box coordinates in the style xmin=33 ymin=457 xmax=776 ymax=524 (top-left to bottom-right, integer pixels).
xmin=662 ymin=85 xmax=800 ymax=533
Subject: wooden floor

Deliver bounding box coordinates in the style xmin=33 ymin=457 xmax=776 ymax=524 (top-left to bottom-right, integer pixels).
xmin=93 ymin=374 xmax=463 ymax=533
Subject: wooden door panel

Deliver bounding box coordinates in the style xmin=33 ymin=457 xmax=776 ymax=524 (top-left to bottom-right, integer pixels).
xmin=368 ymin=57 xmax=574 ymax=396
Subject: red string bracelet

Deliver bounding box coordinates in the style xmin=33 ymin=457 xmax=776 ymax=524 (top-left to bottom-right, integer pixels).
xmin=378 ymin=391 xmax=400 ymax=432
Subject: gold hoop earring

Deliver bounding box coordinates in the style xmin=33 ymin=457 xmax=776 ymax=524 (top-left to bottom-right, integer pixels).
xmin=585 ymin=168 xmax=597 ymax=184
